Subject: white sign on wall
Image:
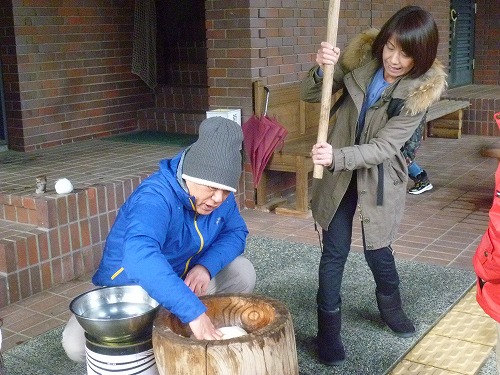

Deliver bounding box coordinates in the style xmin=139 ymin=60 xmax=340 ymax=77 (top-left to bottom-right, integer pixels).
xmin=206 ymin=109 xmax=241 ymax=126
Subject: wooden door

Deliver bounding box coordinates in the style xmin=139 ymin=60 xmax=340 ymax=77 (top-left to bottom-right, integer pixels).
xmin=449 ymin=0 xmax=475 ymax=88
xmin=0 ymin=59 xmax=6 ymax=144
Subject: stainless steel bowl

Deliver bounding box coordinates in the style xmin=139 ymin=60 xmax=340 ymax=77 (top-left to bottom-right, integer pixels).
xmin=70 ymin=285 xmax=160 ymax=342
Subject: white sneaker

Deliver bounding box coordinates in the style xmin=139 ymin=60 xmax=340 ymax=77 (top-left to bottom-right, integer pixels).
xmin=408 ymin=181 xmax=433 ymax=195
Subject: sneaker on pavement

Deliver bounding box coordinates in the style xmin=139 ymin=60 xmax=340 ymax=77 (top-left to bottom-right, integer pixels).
xmin=408 ymin=181 xmax=433 ymax=195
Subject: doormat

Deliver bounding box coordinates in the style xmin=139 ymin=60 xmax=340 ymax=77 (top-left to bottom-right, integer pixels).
xmin=3 ymin=236 xmax=478 ymax=375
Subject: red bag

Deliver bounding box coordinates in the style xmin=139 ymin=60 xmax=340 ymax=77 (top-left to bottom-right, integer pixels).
xmin=473 ymin=114 xmax=500 ymax=321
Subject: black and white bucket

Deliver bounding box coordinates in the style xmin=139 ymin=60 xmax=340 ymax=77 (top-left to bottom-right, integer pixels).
xmin=85 ymin=334 xmax=159 ymax=375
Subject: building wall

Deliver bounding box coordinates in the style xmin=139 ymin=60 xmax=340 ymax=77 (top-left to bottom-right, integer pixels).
xmin=204 ymin=1 xmax=454 ymax=204
xmin=474 ymin=1 xmax=499 ymax=85
xmin=1 ymin=1 xmax=497 ymax=152
xmin=0 ymin=0 xmax=154 ymax=151
xmin=0 ymin=1 xmax=497 ymax=202
xmin=0 ymin=0 xmax=497 ymax=306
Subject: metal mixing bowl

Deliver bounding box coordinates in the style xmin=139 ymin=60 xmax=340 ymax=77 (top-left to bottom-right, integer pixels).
xmin=70 ymin=285 xmax=160 ymax=342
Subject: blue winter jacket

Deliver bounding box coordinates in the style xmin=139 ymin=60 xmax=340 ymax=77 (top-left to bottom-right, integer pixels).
xmin=92 ymin=151 xmax=248 ymax=323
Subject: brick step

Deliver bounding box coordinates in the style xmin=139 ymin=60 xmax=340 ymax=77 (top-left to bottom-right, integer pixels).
xmin=0 ymin=219 xmax=49 ymax=307
xmin=0 ymin=175 xmax=148 ymax=308
xmin=156 ymin=84 xmax=209 ymax=112
xmin=137 ymin=83 xmax=210 ymax=134
xmin=138 ymin=108 xmax=207 ymax=122
xmin=444 ymin=85 xmax=500 ymax=136
xmin=1 ymin=187 xmax=105 ymax=229
xmin=0 ymin=216 xmax=98 ymax=309
xmin=137 ymin=108 xmax=208 ymax=134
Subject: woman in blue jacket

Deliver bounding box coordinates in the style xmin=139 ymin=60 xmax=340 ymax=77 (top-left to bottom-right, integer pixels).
xmin=62 ymin=117 xmax=256 ymax=362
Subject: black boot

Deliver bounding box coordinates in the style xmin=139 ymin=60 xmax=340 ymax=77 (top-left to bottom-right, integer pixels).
xmin=376 ymin=289 xmax=416 ymax=337
xmin=317 ymin=307 xmax=345 ymax=366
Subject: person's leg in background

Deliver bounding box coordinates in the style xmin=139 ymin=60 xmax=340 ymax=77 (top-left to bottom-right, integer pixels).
xmin=408 ymin=161 xmax=433 ymax=195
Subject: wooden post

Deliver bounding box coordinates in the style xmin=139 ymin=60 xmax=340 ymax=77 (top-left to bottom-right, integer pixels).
xmin=313 ymin=0 xmax=341 ymax=179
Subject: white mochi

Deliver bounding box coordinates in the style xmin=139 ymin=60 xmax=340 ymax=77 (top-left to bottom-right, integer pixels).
xmin=218 ymin=326 xmax=248 ymax=340
xmin=55 ymin=178 xmax=74 ymax=194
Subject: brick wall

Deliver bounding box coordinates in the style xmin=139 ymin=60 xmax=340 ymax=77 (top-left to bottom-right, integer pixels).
xmin=474 ymin=1 xmax=500 ymax=85
xmin=0 ymin=175 xmax=148 ymax=307
xmin=0 ymin=1 xmax=497 ymax=208
xmin=137 ymin=85 xmax=209 ymax=134
xmin=0 ymin=0 xmax=154 ymax=151
xmin=204 ymin=1 xmax=450 ymax=204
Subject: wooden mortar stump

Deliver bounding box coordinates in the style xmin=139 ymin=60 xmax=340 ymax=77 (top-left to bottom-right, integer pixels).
xmin=152 ymin=293 xmax=298 ymax=375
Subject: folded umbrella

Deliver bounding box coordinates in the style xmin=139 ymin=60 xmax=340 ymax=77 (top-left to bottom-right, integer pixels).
xmin=242 ymin=86 xmax=288 ymax=187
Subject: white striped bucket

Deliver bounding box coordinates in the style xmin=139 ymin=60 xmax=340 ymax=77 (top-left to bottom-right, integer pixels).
xmin=85 ymin=334 xmax=158 ymax=375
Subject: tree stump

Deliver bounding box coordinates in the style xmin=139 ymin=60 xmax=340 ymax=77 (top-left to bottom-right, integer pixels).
xmin=152 ymin=293 xmax=298 ymax=375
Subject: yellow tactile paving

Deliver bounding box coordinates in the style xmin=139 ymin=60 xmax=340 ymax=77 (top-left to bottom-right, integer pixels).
xmin=388 ymin=285 xmax=497 ymax=375
xmin=405 ymin=334 xmax=491 ymax=374
xmin=390 ymin=359 xmax=464 ymax=374
xmin=431 ymin=310 xmax=496 ymax=346
xmin=452 ymin=288 xmax=491 ymax=317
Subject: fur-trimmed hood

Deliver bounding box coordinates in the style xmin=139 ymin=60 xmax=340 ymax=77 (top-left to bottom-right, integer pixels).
xmin=340 ymin=28 xmax=447 ymax=115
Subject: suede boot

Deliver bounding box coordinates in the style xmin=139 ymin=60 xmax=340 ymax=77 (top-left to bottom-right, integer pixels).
xmin=317 ymin=307 xmax=345 ymax=365
xmin=376 ymin=289 xmax=416 ymax=337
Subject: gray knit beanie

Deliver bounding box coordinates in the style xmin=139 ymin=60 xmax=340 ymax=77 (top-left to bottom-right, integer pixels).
xmin=182 ymin=117 xmax=243 ymax=192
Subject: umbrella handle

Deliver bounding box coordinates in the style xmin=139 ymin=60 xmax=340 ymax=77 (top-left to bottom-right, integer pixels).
xmin=263 ymin=86 xmax=270 ymax=116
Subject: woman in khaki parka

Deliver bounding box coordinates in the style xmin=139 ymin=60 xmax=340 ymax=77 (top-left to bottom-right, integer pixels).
xmin=300 ymin=6 xmax=447 ymax=366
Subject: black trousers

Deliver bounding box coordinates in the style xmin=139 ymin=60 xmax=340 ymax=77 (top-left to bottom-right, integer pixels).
xmin=317 ymin=175 xmax=400 ymax=312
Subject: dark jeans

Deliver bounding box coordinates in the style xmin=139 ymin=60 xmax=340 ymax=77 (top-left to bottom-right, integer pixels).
xmin=317 ymin=175 xmax=400 ymax=312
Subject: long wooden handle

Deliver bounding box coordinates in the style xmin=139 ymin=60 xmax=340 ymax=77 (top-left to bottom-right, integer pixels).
xmin=313 ymin=0 xmax=341 ymax=179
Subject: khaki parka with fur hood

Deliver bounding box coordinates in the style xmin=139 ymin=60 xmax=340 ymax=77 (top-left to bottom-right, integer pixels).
xmin=300 ymin=28 xmax=447 ymax=250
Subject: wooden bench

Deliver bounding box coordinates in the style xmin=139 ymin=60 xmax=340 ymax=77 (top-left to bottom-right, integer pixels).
xmin=252 ymin=80 xmax=324 ymax=217
xmin=252 ymin=80 xmax=470 ymax=217
xmin=426 ymin=99 xmax=470 ymax=139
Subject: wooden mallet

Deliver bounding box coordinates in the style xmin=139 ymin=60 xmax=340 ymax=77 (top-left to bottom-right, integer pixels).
xmin=313 ymin=0 xmax=341 ymax=179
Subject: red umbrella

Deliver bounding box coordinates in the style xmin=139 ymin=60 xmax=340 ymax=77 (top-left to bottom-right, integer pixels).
xmin=242 ymin=86 xmax=288 ymax=187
